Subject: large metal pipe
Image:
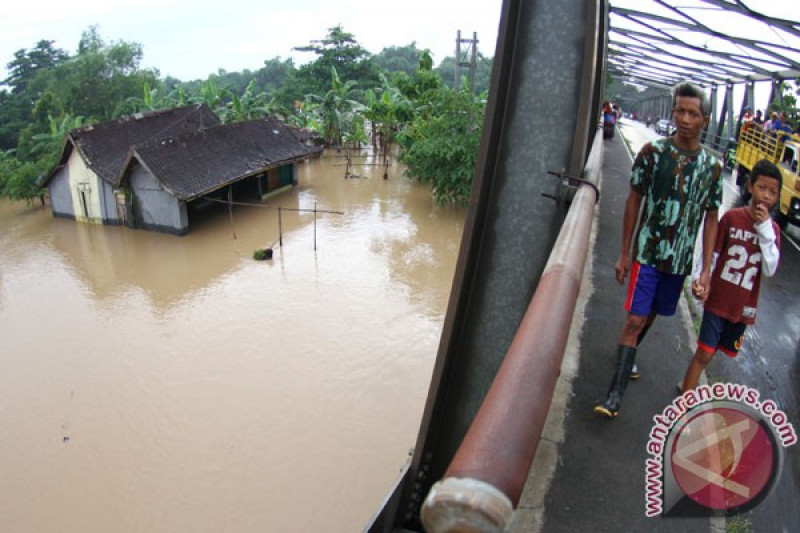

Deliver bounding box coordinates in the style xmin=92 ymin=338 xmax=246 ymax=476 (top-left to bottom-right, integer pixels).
xmin=420 ymin=129 xmax=603 ymax=532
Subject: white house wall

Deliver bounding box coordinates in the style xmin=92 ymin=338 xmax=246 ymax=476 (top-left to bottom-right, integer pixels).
xmin=67 ymin=150 xmax=104 ymax=224
xmin=129 ymin=164 xmax=188 ymax=235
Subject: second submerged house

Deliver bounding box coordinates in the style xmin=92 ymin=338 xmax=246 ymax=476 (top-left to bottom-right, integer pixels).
xmin=43 ymin=105 xmax=322 ymax=235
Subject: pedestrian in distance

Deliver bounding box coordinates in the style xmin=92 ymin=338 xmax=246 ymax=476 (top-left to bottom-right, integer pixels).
xmin=594 ymin=81 xmax=723 ymax=419
xmin=680 ymin=159 xmax=781 ymax=393
xmin=602 ymin=101 xmax=616 ymax=140
xmin=752 ymin=109 xmax=764 ymax=127
xmin=763 ymin=111 xmax=778 ymax=134
xmin=741 ymin=106 xmax=754 ymax=133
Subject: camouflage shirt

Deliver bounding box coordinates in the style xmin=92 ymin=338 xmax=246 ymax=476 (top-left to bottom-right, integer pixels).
xmin=631 ymin=138 xmax=722 ymax=275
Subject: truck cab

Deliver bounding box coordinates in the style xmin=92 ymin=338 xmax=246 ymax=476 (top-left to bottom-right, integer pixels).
xmin=734 ymin=126 xmax=800 ymax=228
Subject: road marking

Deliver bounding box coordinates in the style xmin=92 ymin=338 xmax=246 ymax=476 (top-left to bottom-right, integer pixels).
xmin=781 ymin=229 xmax=800 ymax=253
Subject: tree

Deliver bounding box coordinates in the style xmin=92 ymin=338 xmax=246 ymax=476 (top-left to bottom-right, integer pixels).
xmin=0 ymin=40 xmax=69 ymax=151
xmin=3 ymin=40 xmax=69 ymax=94
xmin=308 ymin=66 xmax=361 ymax=147
xmin=392 ymin=50 xmax=443 ymax=104
xmin=373 ymin=43 xmax=423 ymax=76
xmin=280 ymin=25 xmax=380 ymax=107
xmin=399 ymin=84 xmax=486 ymax=205
xmin=219 ymin=80 xmax=273 ymax=123
xmin=364 ymin=73 xmax=412 ymax=156
xmin=189 ymin=78 xmax=228 ymax=111
xmin=0 ymin=150 xmax=49 ymax=205
xmin=30 ymin=114 xmax=83 ymax=160
xmin=254 ymin=57 xmax=295 ymax=97
xmin=31 ymin=26 xmax=160 ymax=121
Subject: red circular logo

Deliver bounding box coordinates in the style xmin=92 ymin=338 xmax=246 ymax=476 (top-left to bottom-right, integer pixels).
xmin=671 ymin=407 xmax=774 ymax=510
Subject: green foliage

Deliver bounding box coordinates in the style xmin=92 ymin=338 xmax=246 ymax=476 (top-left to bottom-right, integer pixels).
xmin=392 ymin=68 xmax=443 ymax=105
xmin=279 ymin=25 xmax=379 ymax=107
xmin=399 ymin=85 xmax=486 ymax=206
xmin=0 ymin=40 xmax=70 ymax=151
xmin=219 ymin=80 xmax=273 ymax=123
xmin=343 ymin=114 xmax=369 ymax=149
xmin=769 ymin=80 xmax=798 ymax=126
xmin=254 ymin=57 xmax=295 ymax=97
xmin=47 ymin=26 xmax=160 ymax=120
xmin=436 ymin=53 xmax=493 ymax=94
xmin=373 ymin=43 xmax=423 ymax=76
xmin=0 ymin=150 xmax=49 ymax=204
xmin=3 ymin=39 xmax=69 ymax=94
xmin=30 ymin=114 xmax=83 ymax=159
xmin=363 ymin=73 xmax=412 ymax=154
xmin=307 ymin=66 xmax=363 ymax=147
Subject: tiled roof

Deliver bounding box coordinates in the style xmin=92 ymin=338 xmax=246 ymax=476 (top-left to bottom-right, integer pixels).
xmin=66 ymin=104 xmax=221 ymax=183
xmin=124 ymin=118 xmax=323 ymax=200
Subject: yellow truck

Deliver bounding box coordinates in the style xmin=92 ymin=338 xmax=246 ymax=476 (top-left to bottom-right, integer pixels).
xmin=735 ymin=125 xmax=800 ymax=228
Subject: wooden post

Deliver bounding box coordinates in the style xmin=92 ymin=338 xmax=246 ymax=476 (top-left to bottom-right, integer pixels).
xmin=228 ymin=186 xmax=236 ymax=239
xmin=278 ymin=207 xmax=283 ymax=247
xmin=314 ymin=202 xmax=317 ymax=251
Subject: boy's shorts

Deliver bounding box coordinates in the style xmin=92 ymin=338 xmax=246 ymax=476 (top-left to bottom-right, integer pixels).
xmin=624 ymin=262 xmax=685 ymax=317
xmin=697 ymin=310 xmax=747 ymax=357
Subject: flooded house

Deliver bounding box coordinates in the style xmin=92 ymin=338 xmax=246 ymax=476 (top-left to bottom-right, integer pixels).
xmin=42 ymin=104 xmax=323 ymax=235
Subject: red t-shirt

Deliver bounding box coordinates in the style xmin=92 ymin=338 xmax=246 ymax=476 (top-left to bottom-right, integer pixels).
xmin=704 ymin=207 xmax=780 ymax=325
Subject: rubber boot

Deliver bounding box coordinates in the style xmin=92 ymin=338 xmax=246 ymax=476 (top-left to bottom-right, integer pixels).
xmin=630 ymin=321 xmax=652 ymax=381
xmin=594 ymin=346 xmax=637 ymax=418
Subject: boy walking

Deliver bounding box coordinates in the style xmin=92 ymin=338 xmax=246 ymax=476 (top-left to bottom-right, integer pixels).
xmin=680 ymin=160 xmax=782 ymax=392
xmin=594 ymin=81 xmax=723 ymax=418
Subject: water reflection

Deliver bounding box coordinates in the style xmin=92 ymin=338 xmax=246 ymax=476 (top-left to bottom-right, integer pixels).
xmin=0 ymin=150 xmax=464 ymax=532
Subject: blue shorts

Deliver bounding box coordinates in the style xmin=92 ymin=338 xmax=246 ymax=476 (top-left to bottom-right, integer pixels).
xmin=624 ymin=262 xmax=685 ymax=317
xmin=698 ymin=310 xmax=747 ymax=357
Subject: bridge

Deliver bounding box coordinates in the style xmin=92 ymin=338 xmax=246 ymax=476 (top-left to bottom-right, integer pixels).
xmin=366 ymin=1 xmax=800 ymax=531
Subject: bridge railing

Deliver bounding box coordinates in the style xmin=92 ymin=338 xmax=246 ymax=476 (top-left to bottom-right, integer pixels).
xmin=418 ymin=127 xmax=604 ymax=532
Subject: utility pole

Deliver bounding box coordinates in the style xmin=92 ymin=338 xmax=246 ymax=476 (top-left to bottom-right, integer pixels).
xmin=454 ymin=30 xmax=479 ymax=91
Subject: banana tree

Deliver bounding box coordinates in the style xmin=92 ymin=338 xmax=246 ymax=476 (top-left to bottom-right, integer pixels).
xmin=309 ymin=66 xmax=360 ymax=147
xmin=220 ymin=80 xmax=273 ymax=123
xmin=30 ymin=114 xmax=85 ymax=159
xmin=165 ymin=84 xmax=190 ymax=108
xmin=368 ymin=73 xmax=412 ymax=157
xmin=115 ymin=80 xmax=164 ymax=116
xmin=190 ymin=79 xmax=228 ymax=115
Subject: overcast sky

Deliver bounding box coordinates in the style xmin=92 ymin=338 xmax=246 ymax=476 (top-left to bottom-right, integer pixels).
xmin=0 ymin=0 xmax=504 ymax=82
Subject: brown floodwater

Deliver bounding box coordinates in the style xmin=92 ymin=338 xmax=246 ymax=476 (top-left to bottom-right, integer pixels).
xmin=0 ymin=150 xmax=465 ymax=532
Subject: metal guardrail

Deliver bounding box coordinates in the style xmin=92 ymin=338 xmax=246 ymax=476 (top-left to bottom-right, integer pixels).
xmin=418 ymin=128 xmax=604 ymax=532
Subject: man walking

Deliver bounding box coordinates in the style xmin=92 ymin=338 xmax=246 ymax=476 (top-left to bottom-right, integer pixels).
xmin=594 ymin=81 xmax=723 ymax=418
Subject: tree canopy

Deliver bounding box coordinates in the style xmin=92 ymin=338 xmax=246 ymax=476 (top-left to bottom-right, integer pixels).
xmin=399 ymin=83 xmax=486 ymax=206
xmin=277 ymin=25 xmax=380 ymax=109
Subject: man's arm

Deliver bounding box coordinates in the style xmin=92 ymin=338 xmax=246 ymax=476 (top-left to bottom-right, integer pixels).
xmin=615 ymin=187 xmax=643 ymax=285
xmin=692 ymin=209 xmax=719 ymax=299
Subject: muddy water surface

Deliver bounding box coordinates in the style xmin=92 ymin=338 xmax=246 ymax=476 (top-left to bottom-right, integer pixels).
xmin=0 ymin=150 xmax=464 ymax=532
